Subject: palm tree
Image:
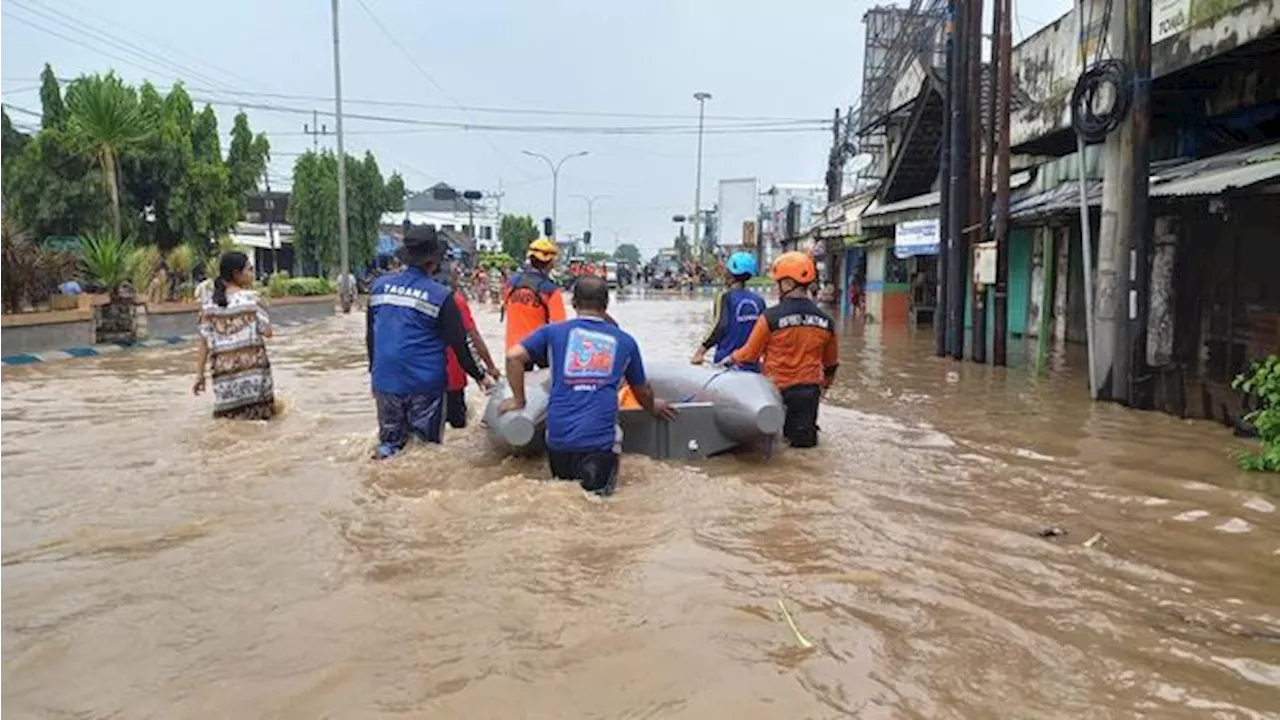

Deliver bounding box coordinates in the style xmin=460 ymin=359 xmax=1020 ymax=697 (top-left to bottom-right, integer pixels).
xmin=65 ymin=74 xmax=150 ymax=241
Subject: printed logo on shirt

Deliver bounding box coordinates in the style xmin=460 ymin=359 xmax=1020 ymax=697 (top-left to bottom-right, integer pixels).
xmin=563 ymin=327 xmax=618 ymax=384
xmin=733 ymin=298 xmax=761 ymax=324
xmin=777 ymin=313 xmax=831 ymax=330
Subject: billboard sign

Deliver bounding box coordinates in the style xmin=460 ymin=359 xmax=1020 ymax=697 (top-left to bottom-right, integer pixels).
xmin=717 ymin=178 xmax=758 ymax=248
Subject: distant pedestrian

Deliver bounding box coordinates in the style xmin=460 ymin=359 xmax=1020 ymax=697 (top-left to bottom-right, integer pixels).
xmin=193 ymin=252 xmax=276 ymax=420
xmin=367 ymin=226 xmax=494 ymax=458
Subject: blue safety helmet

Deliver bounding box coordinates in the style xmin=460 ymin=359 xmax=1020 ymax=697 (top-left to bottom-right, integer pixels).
xmin=725 ymin=251 xmax=758 ymax=278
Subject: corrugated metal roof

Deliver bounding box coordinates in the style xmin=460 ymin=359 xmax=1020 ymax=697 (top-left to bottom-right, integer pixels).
xmin=1150 ymin=146 xmax=1280 ymax=197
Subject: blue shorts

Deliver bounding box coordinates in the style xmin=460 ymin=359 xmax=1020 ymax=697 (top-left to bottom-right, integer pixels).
xmin=374 ymin=390 xmax=445 ymax=454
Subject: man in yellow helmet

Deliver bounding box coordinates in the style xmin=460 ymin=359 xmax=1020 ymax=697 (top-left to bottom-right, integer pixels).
xmin=503 ymin=238 xmax=568 ymax=352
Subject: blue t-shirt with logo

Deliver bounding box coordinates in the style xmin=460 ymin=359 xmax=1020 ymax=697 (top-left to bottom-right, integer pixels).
xmin=520 ymin=317 xmax=647 ymax=453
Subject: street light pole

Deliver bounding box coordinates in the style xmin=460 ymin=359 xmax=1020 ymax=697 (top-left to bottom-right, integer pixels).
xmin=522 ymin=150 xmax=589 ymax=240
xmin=573 ymin=194 xmax=609 ymax=244
xmin=692 ymin=91 xmax=712 ymax=255
xmin=330 ymin=0 xmax=351 ymax=312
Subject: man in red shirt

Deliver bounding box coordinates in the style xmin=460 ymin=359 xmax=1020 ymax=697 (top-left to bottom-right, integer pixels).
xmin=447 ymin=288 xmax=501 ymax=429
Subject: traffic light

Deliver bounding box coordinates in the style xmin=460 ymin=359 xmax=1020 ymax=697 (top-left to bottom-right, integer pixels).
xmin=583 ymin=230 xmax=592 ymax=247
xmin=543 ymin=217 xmax=554 ymax=237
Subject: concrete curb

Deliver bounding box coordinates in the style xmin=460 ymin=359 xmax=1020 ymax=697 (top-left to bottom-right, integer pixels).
xmin=1 ymin=318 xmax=318 ymax=367
xmin=2 ymin=336 xmax=191 ymax=365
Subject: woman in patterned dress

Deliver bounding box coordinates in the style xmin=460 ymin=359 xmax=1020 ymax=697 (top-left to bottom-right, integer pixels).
xmin=192 ymin=252 xmax=276 ymax=420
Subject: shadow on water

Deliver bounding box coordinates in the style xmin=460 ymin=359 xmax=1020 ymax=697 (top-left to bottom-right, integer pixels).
xmin=2 ymin=296 xmax=1277 ymax=718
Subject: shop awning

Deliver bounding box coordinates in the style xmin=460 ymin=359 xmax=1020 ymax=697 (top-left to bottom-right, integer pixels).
xmin=1150 ymin=142 xmax=1280 ymax=197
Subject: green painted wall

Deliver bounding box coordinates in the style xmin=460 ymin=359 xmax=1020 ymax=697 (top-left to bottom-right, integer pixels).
xmin=964 ymin=228 xmax=1033 ymax=341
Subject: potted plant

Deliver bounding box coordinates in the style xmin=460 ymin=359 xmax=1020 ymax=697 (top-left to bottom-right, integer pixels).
xmin=79 ymin=231 xmax=141 ymax=343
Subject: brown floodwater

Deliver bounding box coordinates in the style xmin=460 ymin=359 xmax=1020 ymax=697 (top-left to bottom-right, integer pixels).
xmin=3 ymin=294 xmax=1278 ymax=719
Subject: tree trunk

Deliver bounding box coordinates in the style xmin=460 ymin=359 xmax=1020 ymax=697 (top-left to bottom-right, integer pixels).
xmin=103 ymin=147 xmax=121 ymax=241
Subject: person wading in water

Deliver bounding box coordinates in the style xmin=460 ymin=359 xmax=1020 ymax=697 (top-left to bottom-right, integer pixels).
xmin=366 ymin=226 xmax=494 ymax=458
xmin=502 ymin=238 xmax=567 ymax=354
xmin=499 ymin=276 xmax=675 ymax=496
xmin=727 ymin=251 xmax=839 ymax=448
xmin=193 ymin=252 xmax=276 ymax=420
xmin=691 ymin=251 xmax=766 ymax=371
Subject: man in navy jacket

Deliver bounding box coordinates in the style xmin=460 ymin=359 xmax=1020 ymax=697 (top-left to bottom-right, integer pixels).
xmin=367 ymin=226 xmax=494 ymax=458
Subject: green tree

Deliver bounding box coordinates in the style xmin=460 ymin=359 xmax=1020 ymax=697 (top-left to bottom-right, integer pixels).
xmin=673 ymin=231 xmax=690 ymax=261
xmin=64 ymin=73 xmax=151 ymax=241
xmin=346 ymin=151 xmax=389 ymax=270
xmin=384 ymin=172 xmax=406 ymax=213
xmin=225 ymin=111 xmax=270 ymax=217
xmin=614 ymin=242 xmax=642 ymax=265
xmin=39 ymin=63 xmax=67 ymax=130
xmin=2 ymin=109 xmax=29 ymax=161
xmin=288 ymin=150 xmax=339 ymax=273
xmin=3 ymin=126 xmax=110 ymax=241
xmin=500 ymin=214 xmax=539 ymax=259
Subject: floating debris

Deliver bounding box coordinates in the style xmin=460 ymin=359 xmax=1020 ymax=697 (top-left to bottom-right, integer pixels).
xmin=1038 ymin=526 xmax=1068 ymax=538
xmin=1083 ymin=532 xmax=1103 ymax=548
xmin=777 ymin=599 xmax=814 ymax=649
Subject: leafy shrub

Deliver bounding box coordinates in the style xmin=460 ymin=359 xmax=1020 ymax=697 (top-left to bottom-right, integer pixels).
xmin=266 ymin=275 xmax=333 ymax=298
xmin=1232 ymin=355 xmax=1280 ymax=472
xmin=479 ymin=251 xmax=517 ymax=271
xmin=1 ymin=218 xmax=80 ymax=312
xmin=128 ymin=245 xmax=161 ymax=296
xmin=78 ymin=231 xmax=135 ymax=296
xmin=165 ymin=243 xmax=196 ymax=281
xmin=174 ymin=281 xmax=195 ymax=302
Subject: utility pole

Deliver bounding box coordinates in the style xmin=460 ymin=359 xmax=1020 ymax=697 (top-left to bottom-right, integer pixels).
xmin=330 ymin=0 xmax=351 ymax=312
xmin=967 ymin=0 xmax=986 ymax=364
xmin=946 ymin=0 xmax=971 ymax=360
xmin=991 ymin=0 xmax=1013 ymax=366
xmin=1095 ymin=0 xmax=1139 ymax=401
xmin=936 ymin=7 xmax=953 ymax=358
xmin=263 ymin=169 xmax=278 ymax=275
xmin=1127 ymin=0 xmax=1154 ymax=408
xmin=692 ymin=91 xmax=712 ymax=254
xmin=303 ymin=109 xmax=329 ymax=150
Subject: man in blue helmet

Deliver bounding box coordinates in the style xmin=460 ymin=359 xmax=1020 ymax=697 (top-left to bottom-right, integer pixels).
xmin=690 ymin=251 xmax=767 ymax=371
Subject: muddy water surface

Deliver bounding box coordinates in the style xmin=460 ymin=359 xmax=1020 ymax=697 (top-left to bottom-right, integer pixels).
xmin=3 ymin=295 xmax=1278 ymax=719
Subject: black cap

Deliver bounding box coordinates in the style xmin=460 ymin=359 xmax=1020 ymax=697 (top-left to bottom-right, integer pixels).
xmin=399 ymin=225 xmax=443 ymax=266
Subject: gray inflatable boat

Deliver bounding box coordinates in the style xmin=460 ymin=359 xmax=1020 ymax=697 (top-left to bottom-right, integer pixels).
xmin=483 ymin=363 xmax=783 ymax=460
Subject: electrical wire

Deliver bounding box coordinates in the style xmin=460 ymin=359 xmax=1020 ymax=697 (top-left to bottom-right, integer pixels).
xmin=188 ymin=96 xmax=828 ymax=136
xmin=351 ymin=0 xmax=535 ymax=179
xmin=1070 ymin=58 xmax=1131 ymax=142
xmin=5 ymin=0 xmax=241 ymax=93
xmin=171 ymin=86 xmax=826 ymax=124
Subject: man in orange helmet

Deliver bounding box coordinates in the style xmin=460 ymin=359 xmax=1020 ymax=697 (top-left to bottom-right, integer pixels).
xmin=503 ymin=238 xmax=568 ymax=354
xmin=727 ymin=251 xmax=839 ymax=448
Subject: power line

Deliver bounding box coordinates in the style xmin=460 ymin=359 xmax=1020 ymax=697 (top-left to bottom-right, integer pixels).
xmin=46 ymin=0 xmax=267 ymax=92
xmin=351 ymin=0 xmax=534 ymax=179
xmin=6 ymin=0 xmax=241 ymax=93
xmin=171 ymin=86 xmax=827 ymax=124
xmin=189 ymin=96 xmax=828 ymax=135
xmin=1 ymin=10 xmax=189 ymax=83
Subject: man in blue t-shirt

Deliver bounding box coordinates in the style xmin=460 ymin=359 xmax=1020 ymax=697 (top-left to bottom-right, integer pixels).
xmin=499 ymin=276 xmax=675 ymax=495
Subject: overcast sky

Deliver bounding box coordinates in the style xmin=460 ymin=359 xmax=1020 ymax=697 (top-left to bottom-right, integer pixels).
xmin=2 ymin=0 xmax=1071 ymax=255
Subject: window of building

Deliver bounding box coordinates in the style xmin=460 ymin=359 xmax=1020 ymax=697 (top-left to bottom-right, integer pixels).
xmin=441 ymin=224 xmax=456 ymax=232
xmin=480 ymin=226 xmax=493 ymax=240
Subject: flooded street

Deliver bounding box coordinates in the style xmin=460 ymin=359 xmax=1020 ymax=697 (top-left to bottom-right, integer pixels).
xmin=3 ymin=295 xmax=1278 ymax=719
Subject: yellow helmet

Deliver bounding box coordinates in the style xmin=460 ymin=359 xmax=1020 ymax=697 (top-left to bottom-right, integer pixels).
xmin=527 ymin=238 xmax=559 ymax=263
